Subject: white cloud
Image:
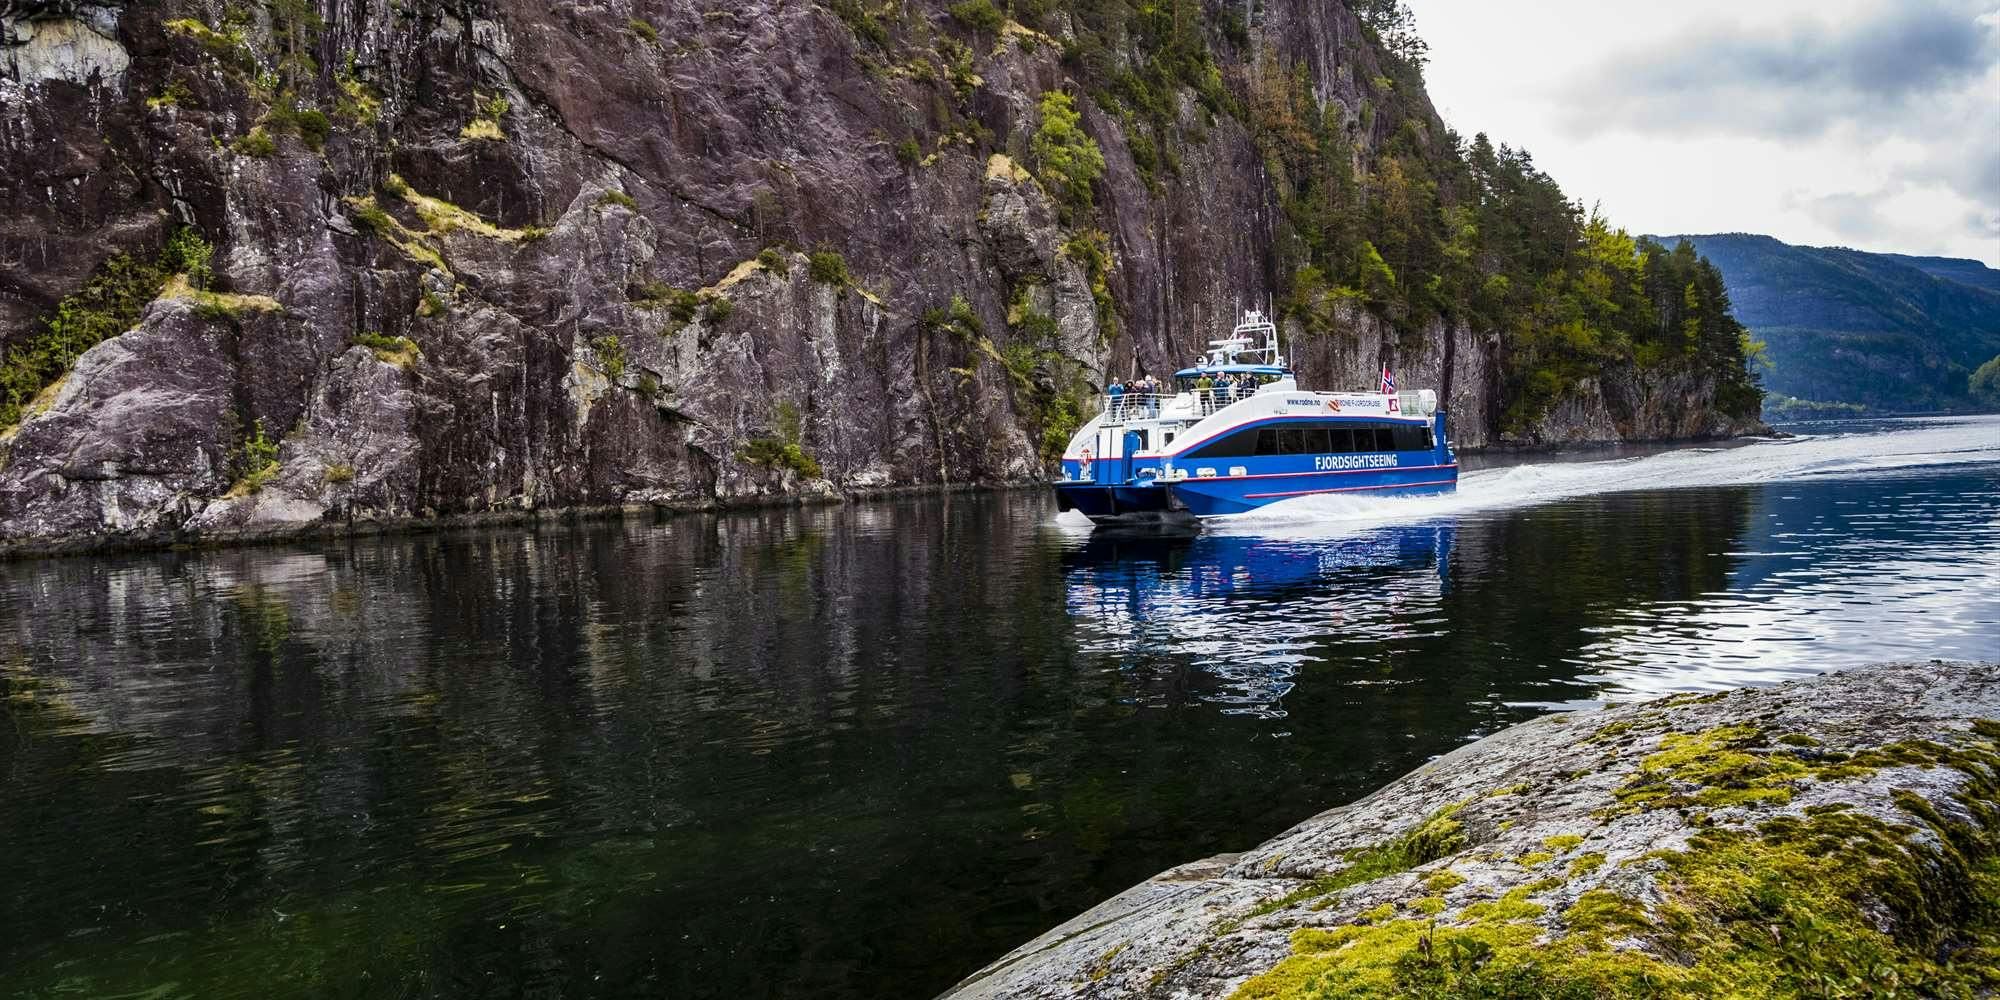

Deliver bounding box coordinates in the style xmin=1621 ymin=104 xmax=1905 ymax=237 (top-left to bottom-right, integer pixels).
xmin=1403 ymin=0 xmax=2000 ymax=265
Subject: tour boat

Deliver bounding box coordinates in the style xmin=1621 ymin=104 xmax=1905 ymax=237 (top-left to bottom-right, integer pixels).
xmin=1053 ymin=308 xmax=1457 ymax=527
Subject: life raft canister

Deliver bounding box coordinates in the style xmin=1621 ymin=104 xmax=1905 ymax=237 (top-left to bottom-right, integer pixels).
xmin=1079 ymin=446 xmax=1093 ymax=476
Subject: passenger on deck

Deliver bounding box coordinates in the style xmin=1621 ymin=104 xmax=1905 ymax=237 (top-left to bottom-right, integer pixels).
xmin=1134 ymin=373 xmax=1157 ymax=416
xmin=1241 ymin=374 xmax=1260 ymax=397
xmin=1108 ymin=377 xmax=1126 ymax=419
xmin=1195 ymin=372 xmax=1215 ymax=413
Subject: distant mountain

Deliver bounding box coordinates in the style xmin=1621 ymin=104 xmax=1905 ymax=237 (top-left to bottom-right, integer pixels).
xmin=1659 ymin=234 xmax=2000 ymax=413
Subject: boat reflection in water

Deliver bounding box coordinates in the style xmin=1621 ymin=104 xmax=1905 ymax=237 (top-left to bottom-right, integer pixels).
xmin=1059 ymin=522 xmax=1454 ymax=718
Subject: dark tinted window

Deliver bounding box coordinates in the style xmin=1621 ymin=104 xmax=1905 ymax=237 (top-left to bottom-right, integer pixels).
xmin=1279 ymin=429 xmax=1311 ymax=454
xmin=1188 ymin=427 xmax=1258 ymax=459
xmin=1393 ymin=423 xmax=1432 ymax=451
xmin=1326 ymin=427 xmax=1354 ymax=453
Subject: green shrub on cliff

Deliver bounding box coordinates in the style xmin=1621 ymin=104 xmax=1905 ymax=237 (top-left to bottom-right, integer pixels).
xmin=233 ymin=128 xmax=278 ymax=158
xmin=740 ymin=402 xmax=822 ymax=479
xmin=591 ymin=335 xmax=626 ymax=380
xmin=228 ymin=419 xmax=282 ymax=495
xmin=948 ymin=0 xmax=1004 ymax=34
xmin=1030 ymin=91 xmax=1105 ymax=217
xmin=0 ymin=228 xmax=221 ymax=428
xmin=162 ymin=228 xmax=215 ymax=291
xmin=808 ymin=249 xmax=852 ymax=287
xmin=628 ymin=18 xmax=659 ymax=44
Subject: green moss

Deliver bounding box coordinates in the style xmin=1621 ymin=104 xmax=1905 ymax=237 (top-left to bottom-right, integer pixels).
xmin=1247 ymin=803 xmax=1470 ymax=918
xmin=1567 ymin=852 xmax=1606 ymax=877
xmin=1543 ymin=834 xmax=1585 ymax=852
xmin=597 ymin=190 xmax=639 ymax=211
xmin=705 ymin=296 xmax=734 ymax=324
xmin=1488 ymin=782 xmax=1531 ymax=798
xmin=1410 ymin=896 xmax=1447 ymax=916
xmin=1423 ymin=869 xmax=1466 ymax=893
xmin=353 ymin=332 xmax=419 ymax=368
xmin=1459 ymin=886 xmax=1546 ymax=923
xmin=1777 ymin=733 xmax=1821 ymax=747
xmin=1515 ymin=851 xmax=1555 ymax=868
xmin=757 ymin=247 xmax=789 ymax=272
xmin=1610 ymin=724 xmax=1811 ymax=813
xmin=1229 ymin=730 xmax=2000 ymax=1000
xmin=628 ymin=17 xmax=658 ymax=43
xmin=323 ymin=464 xmax=356 ymax=484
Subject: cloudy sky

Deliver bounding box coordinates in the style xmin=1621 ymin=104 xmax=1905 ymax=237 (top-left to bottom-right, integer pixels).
xmin=1403 ymin=0 xmax=2000 ymax=266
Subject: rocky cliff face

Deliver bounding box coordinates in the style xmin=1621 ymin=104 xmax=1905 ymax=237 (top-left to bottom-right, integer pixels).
xmin=0 ymin=0 xmax=1762 ymax=551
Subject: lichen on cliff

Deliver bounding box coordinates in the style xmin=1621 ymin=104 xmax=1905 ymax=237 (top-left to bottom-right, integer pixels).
xmin=1227 ymin=706 xmax=2000 ymax=999
xmin=942 ymin=664 xmax=2000 ymax=1000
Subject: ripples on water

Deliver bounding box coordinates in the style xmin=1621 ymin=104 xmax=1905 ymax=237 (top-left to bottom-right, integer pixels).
xmin=1 ymin=416 xmax=1997 ymax=999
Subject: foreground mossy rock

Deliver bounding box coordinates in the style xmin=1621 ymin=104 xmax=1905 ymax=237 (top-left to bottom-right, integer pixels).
xmin=943 ymin=662 xmax=2000 ymax=999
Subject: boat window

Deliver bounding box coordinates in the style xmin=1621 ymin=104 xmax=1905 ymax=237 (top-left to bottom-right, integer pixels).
xmin=1279 ymin=429 xmax=1312 ymax=454
xmin=1186 ymin=427 xmax=1258 ymax=459
xmin=1257 ymin=428 xmax=1280 ymax=455
xmin=1326 ymin=427 xmax=1355 ymax=453
xmin=1392 ymin=423 xmax=1432 ymax=451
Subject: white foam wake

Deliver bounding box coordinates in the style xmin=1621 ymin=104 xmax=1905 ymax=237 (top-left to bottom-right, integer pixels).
xmin=1200 ymin=415 xmax=2000 ymax=538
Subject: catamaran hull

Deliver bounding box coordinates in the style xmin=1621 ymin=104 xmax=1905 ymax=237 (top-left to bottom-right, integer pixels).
xmin=1166 ymin=465 xmax=1458 ymax=517
xmin=1055 ymin=466 xmax=1457 ymax=526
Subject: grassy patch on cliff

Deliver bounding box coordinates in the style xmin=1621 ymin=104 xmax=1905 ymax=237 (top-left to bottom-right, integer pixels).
xmin=353 ymin=332 xmax=420 ymax=369
xmin=739 ymin=402 xmax=822 ymax=480
xmin=1 ymin=229 xmax=217 ymax=430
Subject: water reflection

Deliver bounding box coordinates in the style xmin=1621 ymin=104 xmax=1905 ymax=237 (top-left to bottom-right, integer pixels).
xmin=1062 ymin=526 xmax=1454 ymax=716
xmin=0 ymin=431 xmax=1996 ymax=1000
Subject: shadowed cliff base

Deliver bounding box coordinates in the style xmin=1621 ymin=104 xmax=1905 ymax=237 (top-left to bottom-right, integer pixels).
xmin=944 ymin=661 xmax=2000 ymax=999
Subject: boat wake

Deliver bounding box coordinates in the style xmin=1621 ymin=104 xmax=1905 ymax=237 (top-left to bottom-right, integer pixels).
xmin=1201 ymin=416 xmax=2000 ymax=537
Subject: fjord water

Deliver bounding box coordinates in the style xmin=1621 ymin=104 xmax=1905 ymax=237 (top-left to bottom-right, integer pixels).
xmin=2 ymin=418 xmax=1996 ymax=999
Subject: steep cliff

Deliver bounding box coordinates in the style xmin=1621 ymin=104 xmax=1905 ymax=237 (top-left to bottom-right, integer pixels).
xmin=0 ymin=0 xmax=1763 ymax=551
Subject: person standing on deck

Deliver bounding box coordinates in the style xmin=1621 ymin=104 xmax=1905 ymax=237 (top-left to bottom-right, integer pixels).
xmin=1108 ymin=377 xmax=1126 ymax=420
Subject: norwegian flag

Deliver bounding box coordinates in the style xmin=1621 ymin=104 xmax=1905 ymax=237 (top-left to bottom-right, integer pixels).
xmin=1380 ymin=365 xmax=1396 ymax=395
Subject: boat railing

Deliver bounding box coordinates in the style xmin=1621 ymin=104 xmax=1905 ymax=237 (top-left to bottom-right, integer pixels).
xmin=1101 ymin=387 xmax=1265 ymax=423
xmin=1100 ymin=392 xmax=1172 ymax=423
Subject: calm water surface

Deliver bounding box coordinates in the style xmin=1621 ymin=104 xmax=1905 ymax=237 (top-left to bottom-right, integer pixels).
xmin=2 ymin=417 xmax=1997 ymax=998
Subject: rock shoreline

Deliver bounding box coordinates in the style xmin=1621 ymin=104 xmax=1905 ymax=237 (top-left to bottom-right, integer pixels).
xmin=0 ymin=476 xmax=1016 ymax=560
xmin=942 ymin=662 xmax=2000 ymax=999
xmin=0 ymin=423 xmax=1780 ymax=559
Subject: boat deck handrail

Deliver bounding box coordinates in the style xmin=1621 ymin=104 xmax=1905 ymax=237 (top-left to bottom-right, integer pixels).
xmin=1102 ymin=388 xmax=1272 ymax=424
